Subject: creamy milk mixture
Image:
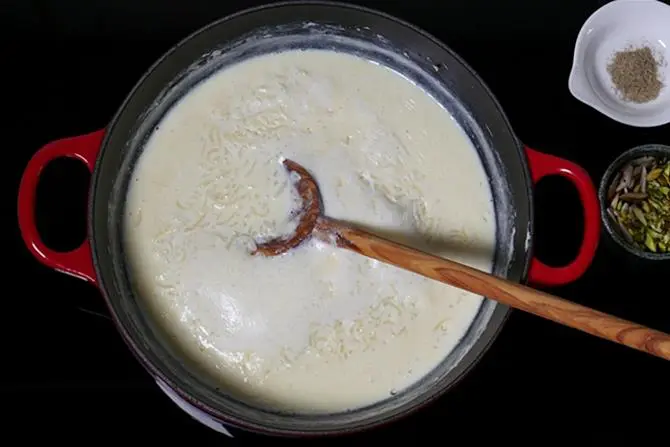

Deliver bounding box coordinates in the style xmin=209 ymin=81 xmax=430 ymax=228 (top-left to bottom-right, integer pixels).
xmin=124 ymin=49 xmax=496 ymax=413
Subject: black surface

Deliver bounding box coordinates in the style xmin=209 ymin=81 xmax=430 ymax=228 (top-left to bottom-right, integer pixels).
xmin=4 ymin=0 xmax=669 ymax=443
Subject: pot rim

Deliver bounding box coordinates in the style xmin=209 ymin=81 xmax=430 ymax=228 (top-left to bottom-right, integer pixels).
xmin=88 ymin=0 xmax=532 ymax=437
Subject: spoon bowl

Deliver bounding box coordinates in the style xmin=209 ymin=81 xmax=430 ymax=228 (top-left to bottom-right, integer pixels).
xmin=568 ymin=0 xmax=670 ymax=127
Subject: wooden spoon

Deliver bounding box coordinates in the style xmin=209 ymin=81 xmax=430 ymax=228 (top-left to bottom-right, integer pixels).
xmin=254 ymin=159 xmax=670 ymax=361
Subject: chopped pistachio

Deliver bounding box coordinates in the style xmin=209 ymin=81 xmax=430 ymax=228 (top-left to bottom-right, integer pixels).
xmin=633 ymin=206 xmax=647 ymax=225
xmin=647 ymin=168 xmax=662 ymax=181
xmin=611 ymin=195 xmax=620 ymax=210
xmin=606 ymin=156 xmax=669 ymax=254
xmin=645 ymin=232 xmax=657 ymax=252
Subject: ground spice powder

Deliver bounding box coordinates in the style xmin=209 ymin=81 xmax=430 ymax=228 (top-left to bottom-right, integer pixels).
xmin=607 ymin=46 xmax=663 ymax=103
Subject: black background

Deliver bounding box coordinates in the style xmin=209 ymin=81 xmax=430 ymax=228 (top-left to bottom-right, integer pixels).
xmin=4 ymin=0 xmax=669 ymax=443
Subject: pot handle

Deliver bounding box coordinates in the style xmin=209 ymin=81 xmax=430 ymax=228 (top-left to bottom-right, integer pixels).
xmin=17 ymin=129 xmax=105 ymax=285
xmin=525 ymin=147 xmax=600 ymax=287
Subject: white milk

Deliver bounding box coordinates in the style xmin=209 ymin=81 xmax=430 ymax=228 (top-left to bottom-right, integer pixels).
xmin=124 ymin=49 xmax=496 ymax=413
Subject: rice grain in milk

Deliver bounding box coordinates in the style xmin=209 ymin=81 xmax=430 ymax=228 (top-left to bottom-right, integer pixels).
xmin=123 ymin=49 xmax=496 ymax=413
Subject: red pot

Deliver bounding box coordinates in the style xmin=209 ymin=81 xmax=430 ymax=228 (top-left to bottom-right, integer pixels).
xmin=17 ymin=1 xmax=600 ymax=437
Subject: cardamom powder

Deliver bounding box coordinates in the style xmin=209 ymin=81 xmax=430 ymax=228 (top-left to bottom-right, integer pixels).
xmin=607 ymin=46 xmax=663 ymax=104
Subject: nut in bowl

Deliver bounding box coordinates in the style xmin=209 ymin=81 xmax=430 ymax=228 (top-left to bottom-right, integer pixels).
xmin=568 ymin=0 xmax=670 ymax=127
xmin=600 ymin=144 xmax=670 ymax=261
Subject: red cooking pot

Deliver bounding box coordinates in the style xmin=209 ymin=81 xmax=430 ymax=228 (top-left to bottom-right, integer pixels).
xmin=17 ymin=1 xmax=600 ymax=437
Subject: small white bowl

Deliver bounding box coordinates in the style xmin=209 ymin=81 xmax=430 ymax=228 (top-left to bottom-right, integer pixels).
xmin=568 ymin=0 xmax=670 ymax=127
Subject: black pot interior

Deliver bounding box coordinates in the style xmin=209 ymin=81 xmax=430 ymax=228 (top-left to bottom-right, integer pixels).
xmin=90 ymin=1 xmax=532 ymax=436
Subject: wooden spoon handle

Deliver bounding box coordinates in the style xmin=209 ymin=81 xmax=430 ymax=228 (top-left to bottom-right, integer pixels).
xmin=315 ymin=217 xmax=670 ymax=361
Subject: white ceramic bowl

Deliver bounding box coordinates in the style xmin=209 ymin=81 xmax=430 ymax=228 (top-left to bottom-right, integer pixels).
xmin=568 ymin=0 xmax=670 ymax=127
